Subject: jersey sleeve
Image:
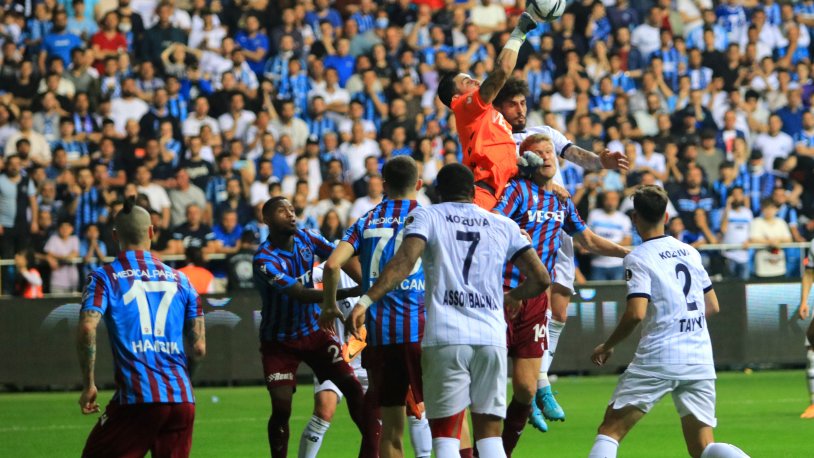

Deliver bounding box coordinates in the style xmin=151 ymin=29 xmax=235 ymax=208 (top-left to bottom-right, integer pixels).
xmin=451 ymin=89 xmax=489 ymax=126
xmin=255 ymin=256 xmax=298 ymax=289
xmin=505 ymin=219 xmax=533 ymax=262
xmin=403 ymin=207 xmax=430 ymax=242
xmin=493 ymin=180 xmax=521 ymax=216
xmin=80 ymin=271 xmax=109 ymax=314
xmin=304 ymin=229 xmax=336 ymax=259
xmin=341 ymin=218 xmax=364 ymax=254
xmin=623 ymin=254 xmax=651 ymax=300
xmin=546 ymin=126 xmax=573 ymax=157
xmin=179 ymin=272 xmax=204 ymax=320
xmin=563 ymin=200 xmax=587 ymax=236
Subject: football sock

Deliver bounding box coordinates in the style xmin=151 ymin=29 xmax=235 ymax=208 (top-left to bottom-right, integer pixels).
xmin=297 ymin=415 xmax=330 ymax=458
xmin=408 ymin=413 xmax=432 ymax=458
xmin=432 ymin=438 xmax=461 ymax=458
xmin=807 ymin=349 xmax=814 ymax=404
xmin=588 ymin=434 xmax=619 ymax=458
xmin=459 ymin=447 xmax=474 ymax=458
xmin=540 ymin=319 xmax=566 ymax=376
xmin=700 ymin=443 xmax=750 ymax=458
xmin=502 ymin=397 xmax=531 ymax=456
xmin=476 ymin=437 xmax=506 ymax=458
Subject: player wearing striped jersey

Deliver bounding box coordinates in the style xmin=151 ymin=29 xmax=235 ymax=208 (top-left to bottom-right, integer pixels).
xmin=435 ymin=12 xmax=539 ymax=210
xmin=253 ymin=197 xmax=373 ymax=458
xmin=348 ymin=163 xmax=550 ymax=458
xmin=494 ymin=134 xmax=629 ymax=455
xmin=321 ymin=156 xmax=431 ymax=458
xmin=78 ymin=198 xmax=206 ymax=458
xmin=799 ymin=238 xmax=814 ymax=418
xmin=493 ymin=78 xmax=629 ymax=431
xmin=589 ymin=186 xmax=749 ymax=458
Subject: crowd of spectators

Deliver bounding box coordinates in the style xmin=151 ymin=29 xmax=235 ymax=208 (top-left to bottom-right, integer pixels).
xmin=0 ymin=0 xmax=813 ymax=295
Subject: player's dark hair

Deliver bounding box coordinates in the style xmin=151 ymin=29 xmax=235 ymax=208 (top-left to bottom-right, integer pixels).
xmin=437 ymin=73 xmax=457 ymax=108
xmin=435 ymin=163 xmax=474 ymax=203
xmin=632 ymin=185 xmax=669 ymax=225
xmin=186 ymin=246 xmax=206 ymax=267
xmin=493 ymin=77 xmax=530 ymax=106
xmin=122 ymin=195 xmax=136 ymax=214
xmin=382 ymin=156 xmax=419 ymax=197
xmin=262 ymin=196 xmax=288 ymax=222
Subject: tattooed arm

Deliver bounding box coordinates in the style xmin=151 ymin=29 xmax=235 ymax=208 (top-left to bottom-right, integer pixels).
xmin=77 ymin=310 xmax=101 ymax=414
xmin=184 ymin=316 xmax=207 ymax=376
xmin=563 ymin=145 xmax=630 ymax=172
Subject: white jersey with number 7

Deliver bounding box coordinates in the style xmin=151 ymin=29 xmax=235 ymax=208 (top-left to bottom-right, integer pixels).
xmin=403 ymin=202 xmax=532 ymax=348
xmin=624 ymin=235 xmax=716 ymax=380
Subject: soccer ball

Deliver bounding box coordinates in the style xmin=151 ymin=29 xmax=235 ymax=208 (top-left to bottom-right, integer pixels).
xmin=526 ymin=0 xmax=566 ymax=23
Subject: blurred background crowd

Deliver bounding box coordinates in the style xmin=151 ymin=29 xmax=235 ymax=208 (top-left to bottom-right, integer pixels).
xmin=0 ymin=0 xmax=812 ymax=296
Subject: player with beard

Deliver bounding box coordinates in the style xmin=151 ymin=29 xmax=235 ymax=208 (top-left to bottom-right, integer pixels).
xmin=492 ymin=78 xmax=629 ymax=431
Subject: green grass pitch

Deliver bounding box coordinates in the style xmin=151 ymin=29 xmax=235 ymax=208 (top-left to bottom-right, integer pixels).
xmin=1 ymin=370 xmax=810 ymax=457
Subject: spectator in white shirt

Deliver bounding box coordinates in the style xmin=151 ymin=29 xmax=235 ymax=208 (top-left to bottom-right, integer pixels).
xmin=631 ymin=6 xmax=663 ymax=58
xmin=337 ymin=122 xmax=381 ymax=181
xmin=753 ymin=114 xmax=794 ymax=172
xmin=218 ymin=92 xmax=257 ymax=144
xmin=309 ymin=67 xmax=350 ymax=123
xmin=312 ymin=182 xmax=353 ymax=226
xmin=3 ymin=110 xmax=51 ymax=165
xmin=338 ymin=100 xmax=377 ymax=142
xmin=470 ymin=0 xmax=506 ymax=40
xmin=250 ymin=159 xmax=280 ymax=207
xmin=750 ymin=198 xmax=793 ymax=278
xmin=349 ymin=174 xmax=383 ymax=222
xmin=44 ymin=220 xmax=80 ymax=293
xmin=270 ymin=99 xmax=309 ymax=152
xmin=719 ymin=187 xmax=753 ymax=280
xmin=109 ymin=77 xmax=149 ymax=135
xmin=135 ymin=165 xmax=171 ymax=229
xmin=183 ymin=95 xmax=220 ymax=138
xmin=586 ymin=191 xmax=632 ymax=280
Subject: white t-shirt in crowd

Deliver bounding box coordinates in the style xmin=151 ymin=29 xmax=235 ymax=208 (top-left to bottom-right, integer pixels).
xmin=587 ymin=209 xmax=632 ymax=268
xmin=750 ymin=216 xmax=792 ymax=277
xmin=753 ymin=132 xmax=794 ymax=171
xmin=721 ymin=207 xmax=753 ymax=264
xmin=337 ymin=139 xmax=381 ymax=181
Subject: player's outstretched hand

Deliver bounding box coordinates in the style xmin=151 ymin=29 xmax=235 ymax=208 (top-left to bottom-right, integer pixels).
xmin=800 ymin=303 xmax=810 ymax=320
xmin=505 ymin=293 xmax=523 ymax=320
xmin=599 ymin=149 xmax=629 ymax=172
xmin=318 ymin=305 xmax=344 ymax=335
xmin=79 ymin=385 xmax=100 ymax=415
xmin=591 ymin=343 xmax=613 ymax=366
xmin=347 ymin=303 xmax=367 ymax=340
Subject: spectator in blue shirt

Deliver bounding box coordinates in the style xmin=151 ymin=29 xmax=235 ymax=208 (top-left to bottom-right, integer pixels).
xmin=40 ymin=10 xmax=83 ymax=72
xmin=213 ymin=208 xmax=244 ymax=255
xmin=775 ymin=88 xmax=805 ymax=138
xmin=235 ymin=14 xmax=269 ymax=76
xmin=305 ymin=0 xmax=343 ymax=33
xmin=324 ymin=38 xmax=356 ymax=88
xmin=67 ymin=0 xmax=97 ymax=40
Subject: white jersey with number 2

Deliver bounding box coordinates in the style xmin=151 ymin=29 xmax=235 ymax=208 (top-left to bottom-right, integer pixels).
xmin=624 ymin=235 xmax=716 ymax=380
xmin=403 ymin=202 xmax=532 ymax=348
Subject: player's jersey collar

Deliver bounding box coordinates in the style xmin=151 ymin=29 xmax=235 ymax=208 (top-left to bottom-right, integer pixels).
xmin=642 ymin=234 xmax=669 ymax=243
xmin=118 ymin=250 xmax=160 ymax=263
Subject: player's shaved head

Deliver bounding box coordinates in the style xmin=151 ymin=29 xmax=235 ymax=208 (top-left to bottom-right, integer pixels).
xmin=436 ymin=163 xmax=475 ymax=203
xmin=114 ymin=197 xmax=152 ymax=247
xmin=382 ymin=156 xmax=419 ymax=197
xmin=633 ymin=185 xmax=669 ymax=225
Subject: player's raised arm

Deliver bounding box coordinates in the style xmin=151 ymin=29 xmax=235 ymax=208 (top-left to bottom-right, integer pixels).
xmin=562 ymin=145 xmax=630 ymax=172
xmin=478 ymin=13 xmax=538 ymax=104
xmin=347 ymin=235 xmax=426 ymax=339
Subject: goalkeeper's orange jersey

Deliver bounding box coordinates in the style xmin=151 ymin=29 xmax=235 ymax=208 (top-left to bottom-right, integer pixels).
xmin=451 ymin=89 xmax=518 ymax=209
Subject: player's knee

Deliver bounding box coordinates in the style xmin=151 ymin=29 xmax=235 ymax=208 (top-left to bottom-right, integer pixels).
xmin=314 ymin=402 xmax=336 ymax=422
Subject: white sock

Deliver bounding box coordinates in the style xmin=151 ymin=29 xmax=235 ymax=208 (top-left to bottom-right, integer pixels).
xmin=537 ymin=370 xmax=550 ymax=389
xmin=540 ymin=319 xmax=566 ymax=375
xmin=475 ymin=437 xmax=506 ymax=458
xmin=807 ymin=349 xmax=814 ymax=404
xmin=408 ymin=413 xmax=432 ymax=458
xmin=297 ymin=415 xmax=330 ymax=458
xmin=588 ymin=434 xmax=619 ymax=458
xmin=432 ymin=437 xmax=460 ymax=458
xmin=700 ymin=442 xmax=750 ymax=458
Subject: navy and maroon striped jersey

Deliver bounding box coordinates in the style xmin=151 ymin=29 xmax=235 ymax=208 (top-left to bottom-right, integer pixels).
xmin=80 ymin=251 xmax=202 ymax=405
xmin=493 ymin=178 xmax=586 ymax=288
xmin=253 ymin=229 xmax=335 ymax=342
xmin=343 ymin=199 xmax=425 ymax=346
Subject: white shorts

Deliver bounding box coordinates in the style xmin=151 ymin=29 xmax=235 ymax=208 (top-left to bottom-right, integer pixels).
xmin=553 ymin=233 xmax=575 ymax=294
xmin=421 ymin=345 xmax=507 ymax=419
xmin=609 ymin=371 xmax=717 ymax=427
xmin=313 ymin=360 xmax=368 ymax=399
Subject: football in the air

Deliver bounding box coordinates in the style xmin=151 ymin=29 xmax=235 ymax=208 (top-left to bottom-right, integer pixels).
xmin=526 ymin=0 xmax=566 ymax=23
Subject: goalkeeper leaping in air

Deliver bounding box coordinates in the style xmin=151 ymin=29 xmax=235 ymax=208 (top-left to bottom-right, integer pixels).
xmin=436 ymin=11 xmax=544 ymax=210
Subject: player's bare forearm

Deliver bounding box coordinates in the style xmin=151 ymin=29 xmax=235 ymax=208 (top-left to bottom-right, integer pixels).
xmin=184 ymin=316 xmax=206 ymax=375
xmin=704 ymin=290 xmax=720 ymax=316
xmin=324 ymin=242 xmax=355 ymax=309
xmin=801 ymin=269 xmax=814 ymax=309
xmin=479 ymin=46 xmax=517 ymax=104
xmin=604 ymin=297 xmax=647 ymax=350
xmin=563 ymin=145 xmax=603 ymax=171
xmin=507 ymin=248 xmax=550 ymax=301
xmin=76 ymin=310 xmax=101 ymax=388
xmin=575 ymin=229 xmax=631 ymax=258
xmin=367 ymin=237 xmax=425 ymax=302
xmin=340 ymin=254 xmax=363 ymax=285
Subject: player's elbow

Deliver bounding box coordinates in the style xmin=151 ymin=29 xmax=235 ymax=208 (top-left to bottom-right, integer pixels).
xmin=324 ymin=256 xmax=343 ymax=274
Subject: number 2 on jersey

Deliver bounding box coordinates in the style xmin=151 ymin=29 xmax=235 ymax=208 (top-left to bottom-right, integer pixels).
xmin=456 ymin=231 xmax=481 ymax=285
xmin=123 ymin=280 xmax=178 ymax=337
xmin=675 ymin=263 xmax=698 ymax=312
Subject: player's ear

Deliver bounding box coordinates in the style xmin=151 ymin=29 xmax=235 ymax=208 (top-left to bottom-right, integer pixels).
xmin=663 ymin=212 xmax=669 ymax=225
xmin=415 ymin=178 xmax=423 ymax=191
xmin=148 ymin=225 xmax=155 ymax=240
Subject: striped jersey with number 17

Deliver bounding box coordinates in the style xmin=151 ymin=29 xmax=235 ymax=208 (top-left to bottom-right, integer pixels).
xmin=493 ymin=177 xmax=586 ymax=288
xmin=80 ymin=251 xmax=202 ymax=405
xmin=343 ymin=199 xmax=425 ymax=346
xmin=253 ymin=229 xmax=336 ymax=342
